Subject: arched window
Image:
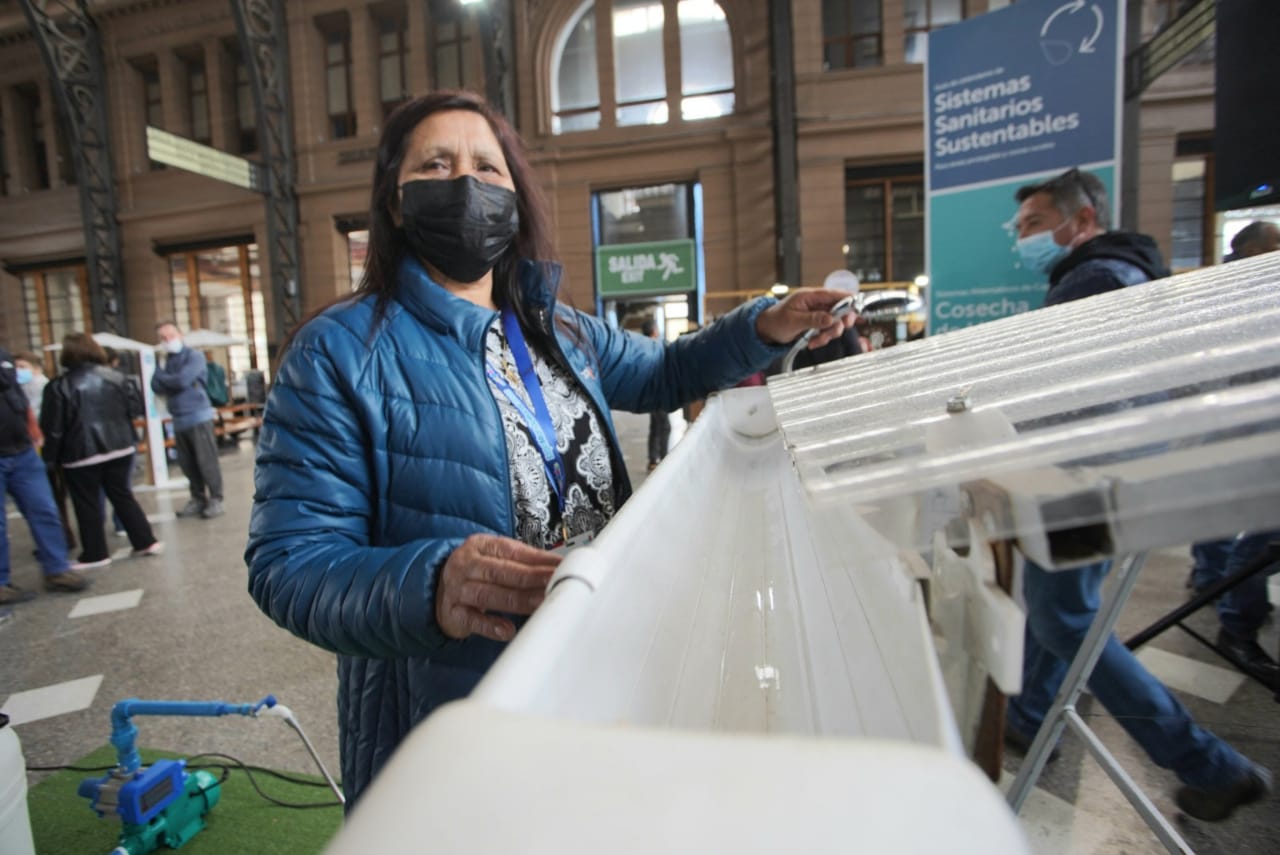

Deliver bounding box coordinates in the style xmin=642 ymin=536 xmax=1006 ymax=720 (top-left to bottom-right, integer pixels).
xmin=552 ymin=4 xmax=601 ymax=133
xmin=551 ymin=0 xmax=734 ymax=134
xmin=678 ymin=0 xmax=734 ymax=120
xmin=613 ymin=0 xmax=667 ymax=126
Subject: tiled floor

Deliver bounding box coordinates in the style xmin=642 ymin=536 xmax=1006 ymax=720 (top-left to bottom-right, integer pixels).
xmin=1 ymin=410 xmax=1276 ymax=854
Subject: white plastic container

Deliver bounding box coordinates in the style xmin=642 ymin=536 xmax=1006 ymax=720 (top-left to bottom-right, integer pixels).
xmin=0 ymin=717 xmax=36 ymax=855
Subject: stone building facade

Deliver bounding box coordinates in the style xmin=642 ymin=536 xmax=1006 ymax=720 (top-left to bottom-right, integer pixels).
xmin=0 ymin=0 xmax=1217 ymax=375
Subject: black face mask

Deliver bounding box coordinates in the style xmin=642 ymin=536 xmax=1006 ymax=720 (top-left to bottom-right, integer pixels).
xmin=399 ymin=176 xmax=520 ymax=284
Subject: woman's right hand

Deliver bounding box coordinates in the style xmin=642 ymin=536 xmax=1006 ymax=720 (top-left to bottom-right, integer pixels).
xmin=436 ymin=534 xmax=562 ymax=642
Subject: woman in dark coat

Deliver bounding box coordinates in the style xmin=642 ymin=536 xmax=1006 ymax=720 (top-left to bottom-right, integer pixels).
xmin=40 ymin=333 xmax=161 ymax=568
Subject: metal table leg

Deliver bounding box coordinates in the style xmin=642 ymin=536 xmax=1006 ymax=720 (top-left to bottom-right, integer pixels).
xmin=1005 ymin=552 xmax=1194 ymax=855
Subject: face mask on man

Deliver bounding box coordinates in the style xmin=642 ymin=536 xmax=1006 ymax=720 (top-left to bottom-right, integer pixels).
xmin=164 ymin=338 xmax=184 ymax=355
xmin=15 ymin=368 xmax=32 ymax=385
xmin=1015 ymin=220 xmax=1073 ymax=275
xmin=399 ymin=175 xmax=519 ymax=284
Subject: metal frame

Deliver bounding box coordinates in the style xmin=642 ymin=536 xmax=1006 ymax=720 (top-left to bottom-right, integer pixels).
xmin=18 ymin=0 xmax=126 ymax=334
xmin=1125 ymin=540 xmax=1280 ymax=692
xmin=1005 ymin=552 xmax=1193 ymax=854
xmin=230 ymin=0 xmax=302 ymax=349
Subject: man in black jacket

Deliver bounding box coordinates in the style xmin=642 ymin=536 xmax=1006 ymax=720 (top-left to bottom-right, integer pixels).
xmin=1013 ymin=167 xmax=1169 ymax=304
xmin=0 ymin=347 xmax=88 ymax=604
xmin=1004 ymin=168 xmax=1271 ymax=822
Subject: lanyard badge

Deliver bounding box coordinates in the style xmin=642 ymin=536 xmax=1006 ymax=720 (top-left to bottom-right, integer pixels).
xmin=487 ymin=309 xmax=573 ymax=542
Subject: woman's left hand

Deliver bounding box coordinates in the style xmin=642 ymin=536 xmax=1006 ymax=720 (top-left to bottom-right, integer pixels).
xmin=755 ymin=288 xmax=858 ymax=348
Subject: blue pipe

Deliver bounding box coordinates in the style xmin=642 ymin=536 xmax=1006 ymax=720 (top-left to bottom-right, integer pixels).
xmin=110 ymin=696 xmax=276 ymax=773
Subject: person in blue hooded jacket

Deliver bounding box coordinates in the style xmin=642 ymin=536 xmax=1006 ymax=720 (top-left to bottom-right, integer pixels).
xmin=245 ymin=90 xmax=856 ymax=808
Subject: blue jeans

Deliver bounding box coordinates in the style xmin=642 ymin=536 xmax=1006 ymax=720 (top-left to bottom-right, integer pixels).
xmin=1007 ymin=558 xmax=1251 ymax=791
xmin=1 ymin=447 xmax=72 ymax=586
xmin=1217 ymin=531 xmax=1279 ymax=641
xmin=1190 ymin=538 xmax=1234 ymax=591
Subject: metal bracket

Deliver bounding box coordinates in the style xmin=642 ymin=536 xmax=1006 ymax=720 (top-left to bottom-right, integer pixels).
xmin=18 ymin=0 xmax=126 ymax=334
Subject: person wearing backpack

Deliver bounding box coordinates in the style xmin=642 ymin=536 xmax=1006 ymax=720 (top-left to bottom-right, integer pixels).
xmin=205 ymin=356 xmax=229 ymax=408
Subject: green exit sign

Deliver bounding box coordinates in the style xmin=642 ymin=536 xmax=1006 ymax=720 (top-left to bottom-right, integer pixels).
xmin=595 ymin=239 xmax=696 ymax=297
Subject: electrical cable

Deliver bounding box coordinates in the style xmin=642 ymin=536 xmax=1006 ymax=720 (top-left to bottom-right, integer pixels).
xmin=186 ymin=752 xmax=341 ymax=809
xmin=27 ymin=754 xmax=343 ymax=810
xmin=28 ymin=697 xmax=345 ymax=811
xmin=25 ymin=761 xmax=338 ymax=787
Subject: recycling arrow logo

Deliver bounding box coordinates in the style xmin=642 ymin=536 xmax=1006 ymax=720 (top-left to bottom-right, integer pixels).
xmin=1040 ymin=0 xmax=1105 ymax=66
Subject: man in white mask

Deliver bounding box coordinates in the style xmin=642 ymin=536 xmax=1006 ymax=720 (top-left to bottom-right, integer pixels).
xmin=152 ymin=322 xmax=224 ymax=519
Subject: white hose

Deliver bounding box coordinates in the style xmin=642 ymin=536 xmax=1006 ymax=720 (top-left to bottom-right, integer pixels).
xmin=260 ymin=707 xmax=345 ymax=805
xmin=779 ymin=294 xmax=857 ymax=374
xmin=779 ymin=332 xmax=815 ymax=374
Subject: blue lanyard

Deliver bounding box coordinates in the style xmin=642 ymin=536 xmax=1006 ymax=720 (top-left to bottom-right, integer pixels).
xmin=487 ymin=308 xmax=567 ymax=512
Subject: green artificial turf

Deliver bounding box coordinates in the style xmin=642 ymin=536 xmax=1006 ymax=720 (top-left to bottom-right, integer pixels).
xmin=26 ymin=746 xmax=342 ymax=855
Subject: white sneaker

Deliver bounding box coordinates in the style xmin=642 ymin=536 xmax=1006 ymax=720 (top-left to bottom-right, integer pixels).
xmin=131 ymin=541 xmax=164 ymax=558
xmin=69 ymin=557 xmax=112 ymax=571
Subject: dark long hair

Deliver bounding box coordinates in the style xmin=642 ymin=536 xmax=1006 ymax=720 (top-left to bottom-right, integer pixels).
xmin=60 ymin=332 xmax=108 ymax=370
xmin=285 ymin=91 xmax=560 ymax=355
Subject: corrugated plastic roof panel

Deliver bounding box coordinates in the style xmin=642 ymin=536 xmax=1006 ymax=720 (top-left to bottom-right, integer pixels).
xmin=768 ymin=253 xmax=1280 ymax=565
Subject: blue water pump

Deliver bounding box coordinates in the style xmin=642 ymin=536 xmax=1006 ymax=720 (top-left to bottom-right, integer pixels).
xmin=77 ymin=695 xmax=278 ymax=855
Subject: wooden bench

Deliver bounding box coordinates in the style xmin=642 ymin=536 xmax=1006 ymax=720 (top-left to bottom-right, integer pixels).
xmin=132 ymin=403 xmax=264 ymax=453
xmin=214 ymin=402 xmax=264 ymax=442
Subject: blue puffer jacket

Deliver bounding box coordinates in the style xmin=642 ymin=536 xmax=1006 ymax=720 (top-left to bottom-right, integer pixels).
xmin=246 ymin=257 xmax=786 ymax=806
xmin=150 ymin=346 xmax=215 ymax=431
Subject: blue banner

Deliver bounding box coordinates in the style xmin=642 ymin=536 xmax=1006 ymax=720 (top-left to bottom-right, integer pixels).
xmin=926 ymin=0 xmax=1124 ymax=334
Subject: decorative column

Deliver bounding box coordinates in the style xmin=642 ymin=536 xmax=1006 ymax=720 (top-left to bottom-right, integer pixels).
xmin=158 ymin=49 xmax=186 ymax=135
xmin=406 ymin=0 xmax=429 ymax=96
xmin=37 ymin=77 xmax=61 ymax=187
xmin=349 ymin=4 xmax=380 ymax=137
xmin=594 ymin=0 xmax=617 ymax=129
xmin=230 ymin=0 xmax=303 ymax=346
xmin=0 ymin=87 xmax=31 ymax=194
xmin=664 ymin=0 xmax=681 ymax=123
xmin=205 ymin=36 xmax=232 ymax=151
xmin=18 ymin=0 xmax=128 ymax=331
xmin=882 ymin=0 xmax=907 ymax=66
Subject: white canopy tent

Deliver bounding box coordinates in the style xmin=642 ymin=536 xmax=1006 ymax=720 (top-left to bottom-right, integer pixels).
xmin=181 ymin=328 xmax=248 ymax=349
xmin=40 ymin=331 xmax=152 ymax=354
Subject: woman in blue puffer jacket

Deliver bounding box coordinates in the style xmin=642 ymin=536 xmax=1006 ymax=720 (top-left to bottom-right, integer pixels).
xmin=245 ymin=90 xmax=856 ymax=809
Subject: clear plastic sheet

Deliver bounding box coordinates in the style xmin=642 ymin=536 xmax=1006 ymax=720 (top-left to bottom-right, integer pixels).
xmin=769 ymin=254 xmax=1280 ymax=565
